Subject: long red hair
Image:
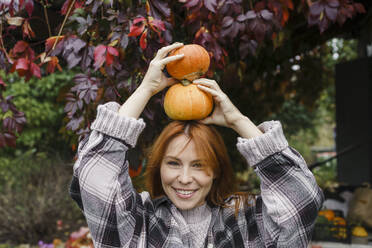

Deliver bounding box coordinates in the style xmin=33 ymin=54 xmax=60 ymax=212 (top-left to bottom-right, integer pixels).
xmin=145 ymin=121 xmax=243 ymax=207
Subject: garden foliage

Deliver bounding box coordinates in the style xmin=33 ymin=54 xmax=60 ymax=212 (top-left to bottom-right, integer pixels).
xmin=0 ymin=152 xmax=85 ymax=244
xmin=0 ymin=71 xmax=76 ymax=157
xmin=0 ymin=0 xmax=367 ymax=149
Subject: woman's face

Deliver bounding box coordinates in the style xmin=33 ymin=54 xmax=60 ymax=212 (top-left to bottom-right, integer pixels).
xmin=160 ymin=134 xmax=214 ymax=210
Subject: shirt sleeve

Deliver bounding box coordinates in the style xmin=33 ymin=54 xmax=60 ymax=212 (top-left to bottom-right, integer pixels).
xmin=69 ymin=101 xmax=151 ymax=248
xmin=236 ymin=121 xmax=324 ymax=248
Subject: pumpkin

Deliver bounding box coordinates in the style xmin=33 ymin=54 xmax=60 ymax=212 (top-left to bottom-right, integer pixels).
xmin=318 ymin=210 xmax=335 ymax=221
xmin=164 ymin=83 xmax=213 ymax=120
xmin=352 ymin=226 xmax=368 ymax=237
xmin=166 ymin=44 xmax=210 ymax=84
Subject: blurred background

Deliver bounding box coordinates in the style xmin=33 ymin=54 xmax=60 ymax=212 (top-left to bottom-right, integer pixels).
xmin=0 ymin=0 xmax=371 ymax=247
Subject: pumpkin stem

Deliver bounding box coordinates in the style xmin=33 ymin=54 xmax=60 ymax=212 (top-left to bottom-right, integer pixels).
xmin=181 ymin=79 xmax=191 ymax=86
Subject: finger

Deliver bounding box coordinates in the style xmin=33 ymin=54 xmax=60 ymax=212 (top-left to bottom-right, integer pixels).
xmin=197 ymin=84 xmax=226 ymax=103
xmin=196 ymin=84 xmax=219 ymax=96
xmin=160 ymin=54 xmax=184 ymax=65
xmin=193 ymin=79 xmax=220 ymax=90
xmin=155 ymin=42 xmax=184 ymax=59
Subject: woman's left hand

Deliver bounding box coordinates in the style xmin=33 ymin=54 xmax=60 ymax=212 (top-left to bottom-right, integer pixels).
xmin=194 ymin=78 xmax=263 ymax=138
xmin=193 ymin=78 xmax=245 ymax=128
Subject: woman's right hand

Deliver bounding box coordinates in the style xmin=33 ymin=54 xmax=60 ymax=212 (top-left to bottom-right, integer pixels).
xmin=139 ymin=42 xmax=184 ymax=96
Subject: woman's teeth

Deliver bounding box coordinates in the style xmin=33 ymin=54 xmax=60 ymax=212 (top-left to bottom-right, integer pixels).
xmin=176 ymin=189 xmax=195 ymax=195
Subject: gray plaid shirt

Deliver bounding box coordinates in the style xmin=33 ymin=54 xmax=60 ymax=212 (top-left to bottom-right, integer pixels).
xmin=70 ymin=102 xmax=324 ymax=248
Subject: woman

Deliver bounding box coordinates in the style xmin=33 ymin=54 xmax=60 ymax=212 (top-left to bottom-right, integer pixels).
xmin=70 ymin=42 xmax=324 ymax=248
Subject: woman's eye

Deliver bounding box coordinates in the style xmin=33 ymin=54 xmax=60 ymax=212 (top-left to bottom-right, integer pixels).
xmin=192 ymin=163 xmax=203 ymax=168
xmin=167 ymin=161 xmax=179 ymax=166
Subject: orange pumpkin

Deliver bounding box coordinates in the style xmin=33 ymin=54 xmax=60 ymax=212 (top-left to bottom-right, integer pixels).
xmin=164 ymin=83 xmax=213 ymax=120
xmin=166 ymin=44 xmax=210 ymax=84
xmin=318 ymin=210 xmax=335 ymax=221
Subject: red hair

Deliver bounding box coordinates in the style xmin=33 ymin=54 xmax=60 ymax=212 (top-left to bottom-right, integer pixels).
xmin=145 ymin=121 xmax=246 ymax=207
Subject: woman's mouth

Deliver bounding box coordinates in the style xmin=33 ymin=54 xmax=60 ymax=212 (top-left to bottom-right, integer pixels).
xmin=173 ymin=188 xmax=197 ymax=199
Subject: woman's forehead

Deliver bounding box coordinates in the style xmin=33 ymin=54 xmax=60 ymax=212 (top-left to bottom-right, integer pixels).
xmin=165 ymin=135 xmax=196 ymax=156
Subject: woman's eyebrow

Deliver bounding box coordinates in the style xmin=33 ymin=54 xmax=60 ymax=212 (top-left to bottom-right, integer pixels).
xmin=164 ymin=156 xmax=181 ymax=161
xmin=164 ymin=156 xmax=202 ymax=163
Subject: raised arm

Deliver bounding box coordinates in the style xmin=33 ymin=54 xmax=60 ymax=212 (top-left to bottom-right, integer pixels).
xmin=69 ymin=43 xmax=184 ymax=247
xmin=69 ymin=102 xmax=146 ymax=247
xmin=195 ymin=79 xmax=324 ymax=247
xmin=237 ymin=122 xmax=324 ymax=247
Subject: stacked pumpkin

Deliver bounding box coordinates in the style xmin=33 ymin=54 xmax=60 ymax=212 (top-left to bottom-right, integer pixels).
xmin=164 ymin=44 xmax=213 ymax=120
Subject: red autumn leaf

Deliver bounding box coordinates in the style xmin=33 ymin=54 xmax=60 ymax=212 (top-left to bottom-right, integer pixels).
xmin=106 ymin=46 xmax=118 ymax=66
xmin=30 ymin=62 xmax=41 ymax=79
xmin=13 ymin=58 xmax=29 ymax=77
xmin=139 ymin=29 xmax=148 ymax=50
xmin=23 ymin=0 xmax=34 ymax=17
xmin=93 ymin=45 xmax=107 ymax=69
xmin=128 ymin=17 xmax=146 ymax=37
xmin=75 ymin=0 xmax=84 ymax=9
xmin=22 ymin=20 xmax=35 ymax=39
xmin=148 ymin=17 xmax=165 ymax=31
xmin=47 ymin=56 xmax=62 ymax=74
xmin=61 ymin=0 xmax=71 ymax=15
xmin=128 ymin=24 xmax=145 ymax=37
xmin=45 ymin=36 xmax=65 ymax=51
xmin=282 ymin=8 xmax=289 ymax=25
xmin=13 ymin=41 xmax=29 ymax=54
xmin=61 ymin=0 xmax=84 ymax=15
xmin=133 ymin=16 xmax=146 ymax=25
xmin=107 ymin=46 xmax=119 ymax=57
xmin=148 ymin=17 xmax=165 ymax=39
xmin=11 ymin=41 xmax=35 ymax=61
xmin=105 ymin=53 xmax=114 ymax=66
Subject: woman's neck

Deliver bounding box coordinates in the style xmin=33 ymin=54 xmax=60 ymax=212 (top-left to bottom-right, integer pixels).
xmin=179 ymin=203 xmax=211 ymax=224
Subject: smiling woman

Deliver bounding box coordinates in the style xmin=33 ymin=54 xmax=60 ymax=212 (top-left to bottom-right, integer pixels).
xmin=146 ymin=121 xmax=237 ymax=211
xmin=160 ymin=134 xmax=214 ymax=211
xmin=69 ymin=43 xmax=324 ymax=248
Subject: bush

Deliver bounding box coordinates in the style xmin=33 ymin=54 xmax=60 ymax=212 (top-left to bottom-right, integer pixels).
xmin=1 ymin=71 xmax=76 ymax=157
xmin=0 ymin=151 xmax=85 ymax=245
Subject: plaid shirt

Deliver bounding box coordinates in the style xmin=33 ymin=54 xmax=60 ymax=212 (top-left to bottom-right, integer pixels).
xmin=70 ymin=102 xmax=324 ymax=248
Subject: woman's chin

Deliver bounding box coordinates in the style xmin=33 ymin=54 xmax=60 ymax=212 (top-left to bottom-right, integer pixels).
xmin=170 ymin=196 xmax=204 ymax=210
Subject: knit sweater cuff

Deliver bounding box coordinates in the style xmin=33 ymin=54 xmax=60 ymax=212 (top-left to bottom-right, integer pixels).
xmin=91 ymin=102 xmax=146 ymax=147
xmin=236 ymin=120 xmax=288 ymax=167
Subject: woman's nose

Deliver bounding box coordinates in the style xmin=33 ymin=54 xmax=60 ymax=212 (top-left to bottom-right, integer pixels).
xmin=178 ymin=168 xmax=193 ymax=184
